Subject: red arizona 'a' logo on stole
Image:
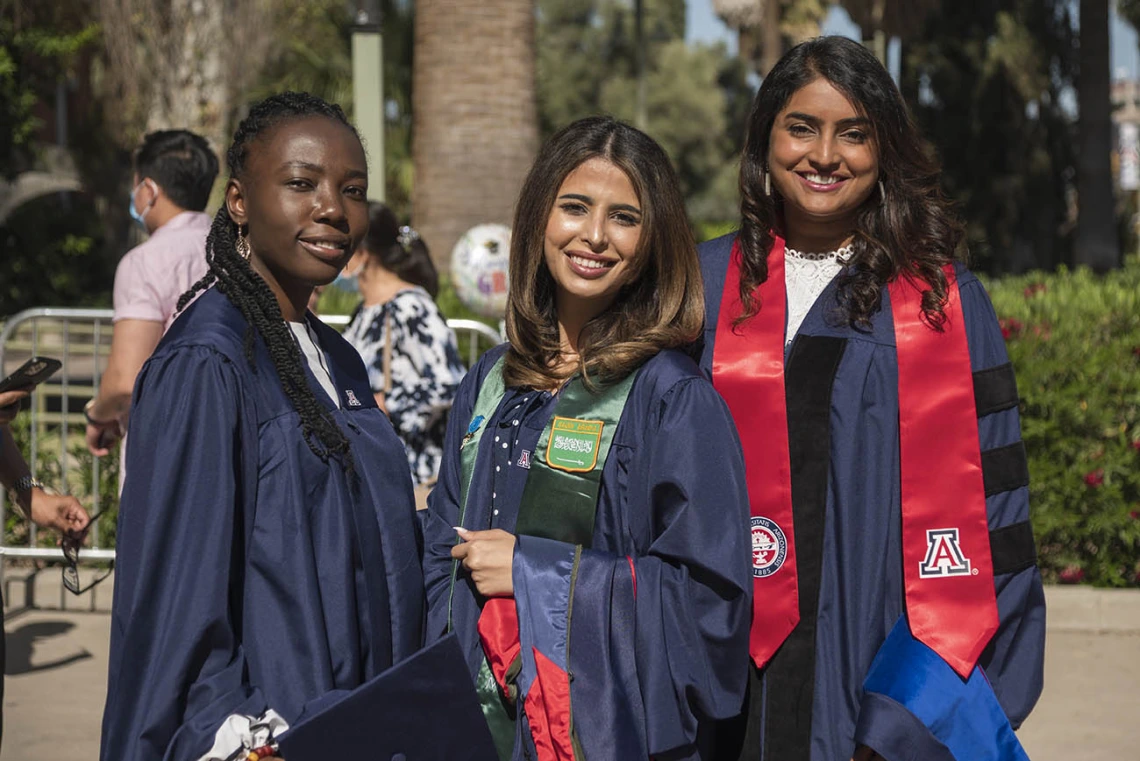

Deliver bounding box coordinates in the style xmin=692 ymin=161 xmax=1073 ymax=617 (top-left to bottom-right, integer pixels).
xmin=919 ymin=528 xmax=973 ymax=578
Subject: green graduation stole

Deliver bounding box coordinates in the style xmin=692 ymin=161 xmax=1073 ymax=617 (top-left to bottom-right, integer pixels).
xmin=448 ymin=354 xmax=640 ymax=758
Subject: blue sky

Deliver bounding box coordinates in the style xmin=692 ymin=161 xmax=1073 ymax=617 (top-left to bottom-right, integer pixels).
xmin=686 ymin=0 xmax=1140 ymax=81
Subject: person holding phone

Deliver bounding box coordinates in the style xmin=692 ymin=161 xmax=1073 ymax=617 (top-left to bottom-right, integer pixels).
xmin=0 ymin=407 xmax=89 ymax=535
xmin=0 ymin=358 xmax=89 ymax=534
xmin=1 ymin=371 xmax=91 ymax=749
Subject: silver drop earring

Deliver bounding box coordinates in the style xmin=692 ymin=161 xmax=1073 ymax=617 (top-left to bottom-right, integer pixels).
xmin=764 ymin=170 xmax=772 ymax=197
xmin=878 ymin=180 xmax=886 ymax=199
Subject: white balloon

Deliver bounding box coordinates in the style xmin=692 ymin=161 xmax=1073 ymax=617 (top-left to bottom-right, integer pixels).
xmin=450 ymin=223 xmax=512 ymax=318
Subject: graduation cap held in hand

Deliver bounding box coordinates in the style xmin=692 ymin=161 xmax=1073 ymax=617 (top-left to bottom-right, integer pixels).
xmin=278 ymin=633 xmax=499 ymax=760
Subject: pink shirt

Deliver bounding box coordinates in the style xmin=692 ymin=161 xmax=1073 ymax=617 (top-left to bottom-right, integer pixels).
xmin=112 ymin=211 xmax=211 ymax=329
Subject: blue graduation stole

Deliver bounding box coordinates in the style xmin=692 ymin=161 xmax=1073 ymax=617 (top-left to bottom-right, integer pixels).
xmin=859 ymin=618 xmax=1031 ymax=761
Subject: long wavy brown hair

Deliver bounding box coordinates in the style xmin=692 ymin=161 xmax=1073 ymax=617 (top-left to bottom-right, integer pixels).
xmin=504 ymin=116 xmax=703 ymax=390
xmin=737 ymin=36 xmax=966 ymax=328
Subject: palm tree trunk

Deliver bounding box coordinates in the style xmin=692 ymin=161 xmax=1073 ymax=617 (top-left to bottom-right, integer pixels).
xmin=1075 ymin=0 xmax=1121 ymax=271
xmin=870 ymin=0 xmax=887 ymax=64
xmin=412 ymin=0 xmax=539 ymax=272
xmin=760 ymin=0 xmax=782 ymax=77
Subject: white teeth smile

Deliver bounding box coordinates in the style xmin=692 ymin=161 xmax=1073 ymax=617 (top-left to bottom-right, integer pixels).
xmin=305 ymin=241 xmax=344 ymax=251
xmin=804 ymin=173 xmax=841 ymax=185
xmin=569 ymin=254 xmax=612 ymax=270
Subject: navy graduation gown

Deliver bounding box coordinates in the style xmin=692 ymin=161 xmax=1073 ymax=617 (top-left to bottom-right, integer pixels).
xmin=421 ymin=346 xmax=752 ymax=760
xmin=100 ymin=288 xmax=424 ymax=761
xmin=698 ymin=234 xmax=1046 ymax=761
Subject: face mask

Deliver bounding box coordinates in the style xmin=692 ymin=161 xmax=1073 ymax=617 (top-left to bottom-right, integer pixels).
xmin=332 ymin=264 xmax=360 ymax=292
xmin=129 ymin=180 xmax=155 ymax=231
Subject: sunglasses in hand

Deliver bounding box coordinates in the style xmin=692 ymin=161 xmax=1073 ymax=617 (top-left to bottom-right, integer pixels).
xmin=61 ymin=508 xmax=114 ymax=595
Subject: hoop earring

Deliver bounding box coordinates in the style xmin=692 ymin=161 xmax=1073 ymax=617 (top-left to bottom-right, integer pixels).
xmin=764 ymin=170 xmax=772 ymax=197
xmin=236 ymin=227 xmax=251 ymax=261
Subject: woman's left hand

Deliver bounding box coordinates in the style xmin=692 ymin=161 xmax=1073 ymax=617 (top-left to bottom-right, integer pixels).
xmin=451 ymin=527 xmax=516 ymax=597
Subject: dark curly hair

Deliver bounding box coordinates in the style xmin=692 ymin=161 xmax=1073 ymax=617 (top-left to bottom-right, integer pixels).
xmin=737 ymin=36 xmax=965 ymax=328
xmin=178 ymin=91 xmax=359 ymax=472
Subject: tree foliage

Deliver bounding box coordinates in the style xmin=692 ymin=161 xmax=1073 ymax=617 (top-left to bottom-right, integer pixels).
xmin=537 ymin=0 xmax=751 ymax=224
xmin=230 ymin=0 xmax=416 ymax=217
xmin=0 ymin=1 xmax=115 ymax=315
xmin=902 ymin=0 xmax=1079 ymax=272
xmin=1 ymin=0 xmax=1130 ymax=313
xmin=0 ymin=0 xmax=418 ymax=317
xmin=838 ymin=0 xmax=941 ymax=46
xmin=1120 ymin=0 xmax=1140 ymax=34
xmin=247 ymin=0 xmax=354 ymax=108
xmin=715 ymin=0 xmax=828 ymax=74
xmin=0 ymin=3 xmax=99 ymax=176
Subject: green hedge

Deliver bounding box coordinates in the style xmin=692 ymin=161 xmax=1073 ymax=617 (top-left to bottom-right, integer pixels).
xmin=984 ymin=256 xmax=1140 ymax=586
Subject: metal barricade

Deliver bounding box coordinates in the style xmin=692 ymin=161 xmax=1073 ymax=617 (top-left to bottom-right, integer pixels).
xmin=0 ymin=306 xmax=501 ymax=602
xmin=0 ymin=308 xmax=117 ymax=609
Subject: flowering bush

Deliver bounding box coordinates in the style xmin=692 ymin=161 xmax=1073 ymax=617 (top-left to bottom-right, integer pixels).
xmin=984 ymin=255 xmax=1140 ymax=586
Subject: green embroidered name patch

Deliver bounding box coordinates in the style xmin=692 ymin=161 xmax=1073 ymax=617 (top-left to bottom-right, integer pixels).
xmin=545 ymin=416 xmax=604 ymax=472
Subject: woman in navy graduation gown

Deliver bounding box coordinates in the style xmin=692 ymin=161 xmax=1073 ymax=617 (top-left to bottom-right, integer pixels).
xmin=699 ymin=38 xmax=1045 ymax=761
xmin=100 ymin=93 xmax=423 ymax=761
xmin=420 ymin=117 xmax=752 ymax=760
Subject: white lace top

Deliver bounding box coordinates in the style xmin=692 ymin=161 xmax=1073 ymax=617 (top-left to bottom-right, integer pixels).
xmin=784 ymin=248 xmax=849 ymax=345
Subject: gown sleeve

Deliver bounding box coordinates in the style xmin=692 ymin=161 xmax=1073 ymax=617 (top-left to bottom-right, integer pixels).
xmin=100 ymin=345 xmax=267 ymax=761
xmin=855 ymin=274 xmax=1045 ymax=760
xmin=957 ymin=276 xmax=1045 ymax=727
xmin=484 ymin=376 xmax=752 ymax=760
xmin=419 ymin=348 xmax=494 ymax=641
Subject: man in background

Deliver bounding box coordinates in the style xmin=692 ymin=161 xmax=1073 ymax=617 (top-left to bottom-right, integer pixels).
xmin=84 ymin=130 xmax=218 ymax=457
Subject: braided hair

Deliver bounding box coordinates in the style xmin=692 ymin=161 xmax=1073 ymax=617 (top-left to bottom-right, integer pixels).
xmin=178 ymin=92 xmax=360 ymax=472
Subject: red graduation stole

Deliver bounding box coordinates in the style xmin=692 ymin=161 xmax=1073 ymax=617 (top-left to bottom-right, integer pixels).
xmin=712 ymin=237 xmax=998 ymax=678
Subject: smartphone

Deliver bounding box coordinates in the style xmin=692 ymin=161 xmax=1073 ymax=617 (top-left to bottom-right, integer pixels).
xmin=0 ymin=356 xmax=63 ymax=394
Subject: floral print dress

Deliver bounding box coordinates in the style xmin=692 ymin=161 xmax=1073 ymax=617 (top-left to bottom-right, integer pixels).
xmin=343 ymin=287 xmax=467 ymax=486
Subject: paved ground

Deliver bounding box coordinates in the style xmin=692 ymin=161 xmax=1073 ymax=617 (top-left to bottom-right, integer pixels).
xmin=3 ymin=609 xmax=109 ymax=759
xmin=3 ymin=573 xmax=1138 ymax=760
xmin=3 ymin=568 xmax=113 ymax=760
xmin=1018 ymin=631 xmax=1140 ymax=761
